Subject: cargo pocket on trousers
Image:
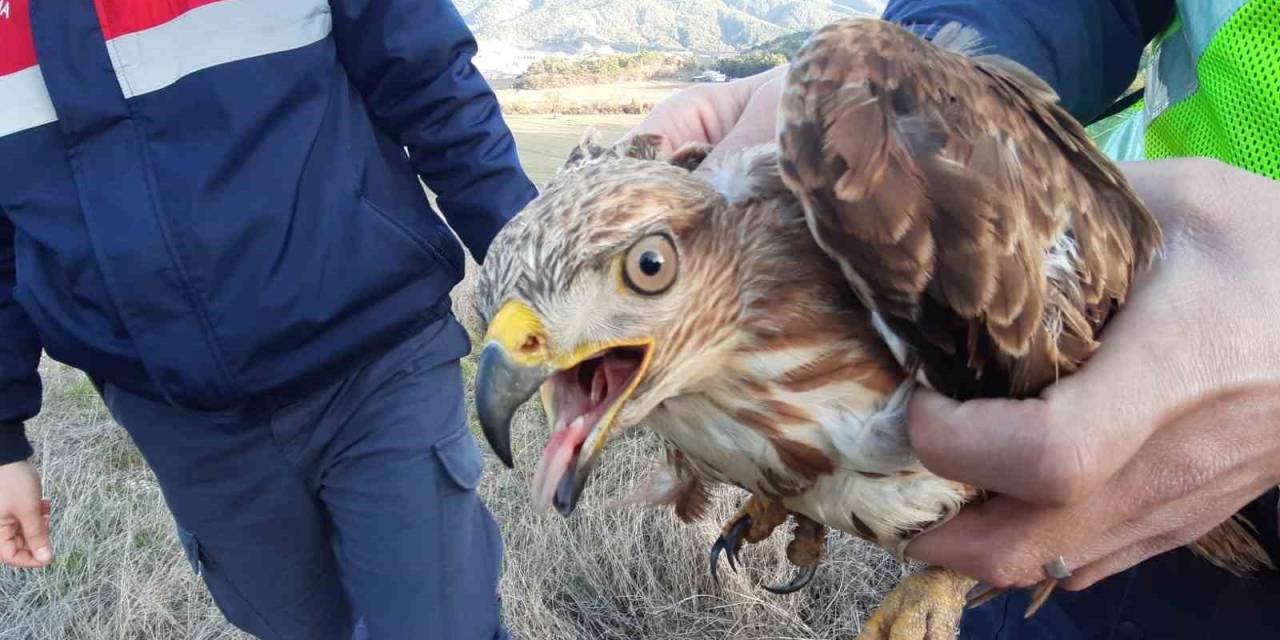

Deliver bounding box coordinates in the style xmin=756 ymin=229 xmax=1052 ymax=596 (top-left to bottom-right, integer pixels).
xmin=432 ymin=427 xmax=503 ymax=636
xmin=175 ymin=526 xmax=277 ymax=638
xmin=434 ymin=427 xmax=484 ymax=492
xmin=177 ymin=527 xmax=204 ymax=577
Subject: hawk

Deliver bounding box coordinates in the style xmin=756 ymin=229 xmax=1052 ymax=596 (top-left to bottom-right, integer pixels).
xmin=472 ymin=18 xmax=1272 ymax=639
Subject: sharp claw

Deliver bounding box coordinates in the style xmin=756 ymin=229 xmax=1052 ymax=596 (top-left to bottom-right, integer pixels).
xmin=708 ymin=515 xmax=754 ymax=586
xmin=763 ymin=564 xmax=817 ymax=595
xmin=726 ymin=516 xmax=752 ymax=572
xmin=709 ymin=537 xmax=724 ymax=586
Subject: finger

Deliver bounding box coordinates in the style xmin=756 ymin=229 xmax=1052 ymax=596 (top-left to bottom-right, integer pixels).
xmin=1059 ymin=472 xmax=1272 ymax=591
xmin=16 ymin=506 xmax=53 ymax=566
xmin=0 ymin=520 xmax=21 ymax=565
xmin=629 ymin=69 xmax=777 ymax=152
xmin=696 ymin=73 xmax=786 ymax=171
xmin=631 ymin=66 xmax=788 ymax=155
xmin=906 ymin=389 xmax=1078 ymax=504
xmin=909 ymin=282 xmax=1207 ymax=508
xmin=0 ymin=524 xmax=46 ymax=569
xmin=905 ymin=477 xmax=1139 ymax=589
xmin=904 ymin=497 xmax=1053 ymax=588
xmin=628 ymin=93 xmax=720 ymax=153
xmin=909 ymin=427 xmax=1267 ymax=590
xmin=1059 ymin=535 xmax=1183 ymax=591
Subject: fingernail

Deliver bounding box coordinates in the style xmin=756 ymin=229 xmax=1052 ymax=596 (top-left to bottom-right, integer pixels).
xmin=965 ymin=582 xmax=998 ymax=608
xmin=34 ymin=547 xmax=52 ymax=564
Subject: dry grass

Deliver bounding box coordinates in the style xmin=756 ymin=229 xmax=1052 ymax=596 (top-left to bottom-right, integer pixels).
xmin=0 ymin=364 xmax=245 ymax=640
xmin=0 ymin=112 xmax=899 ymax=640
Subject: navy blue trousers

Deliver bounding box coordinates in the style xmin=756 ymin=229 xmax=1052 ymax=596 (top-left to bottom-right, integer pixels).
xmin=961 ymin=489 xmax=1280 ymax=640
xmin=101 ymin=315 xmax=508 ymax=640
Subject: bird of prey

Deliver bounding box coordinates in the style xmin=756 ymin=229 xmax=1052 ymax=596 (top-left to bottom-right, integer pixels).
xmin=472 ymin=17 xmax=1273 ymax=640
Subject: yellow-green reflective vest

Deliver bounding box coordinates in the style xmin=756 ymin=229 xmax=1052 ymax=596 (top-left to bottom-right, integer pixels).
xmin=1089 ymin=0 xmax=1279 ymax=179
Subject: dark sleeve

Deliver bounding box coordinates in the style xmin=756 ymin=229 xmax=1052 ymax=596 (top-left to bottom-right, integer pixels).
xmin=882 ymin=0 xmax=1175 ymax=124
xmin=0 ymin=211 xmax=41 ymax=464
xmin=329 ymin=0 xmax=537 ymax=263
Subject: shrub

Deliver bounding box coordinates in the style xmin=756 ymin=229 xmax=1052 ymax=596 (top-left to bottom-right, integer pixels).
xmin=715 ymin=51 xmax=788 ymax=78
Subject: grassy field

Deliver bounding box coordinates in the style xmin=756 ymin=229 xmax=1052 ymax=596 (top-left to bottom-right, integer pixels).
xmin=0 ymin=111 xmax=899 ymax=640
xmin=505 ymin=114 xmax=646 ymax=185
xmin=496 ymin=81 xmax=694 ymax=116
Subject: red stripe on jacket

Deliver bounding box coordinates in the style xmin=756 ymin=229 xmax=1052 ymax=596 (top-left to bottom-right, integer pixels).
xmin=0 ymin=0 xmax=38 ymax=76
xmin=91 ymin=0 xmax=223 ymax=40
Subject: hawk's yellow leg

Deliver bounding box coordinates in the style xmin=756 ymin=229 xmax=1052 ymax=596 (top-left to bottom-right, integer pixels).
xmin=857 ymin=566 xmax=976 ymax=640
xmin=732 ymin=494 xmax=790 ymax=544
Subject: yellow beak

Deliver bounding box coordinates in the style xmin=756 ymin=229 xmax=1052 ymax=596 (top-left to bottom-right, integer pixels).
xmin=473 ymin=299 xmax=653 ymax=515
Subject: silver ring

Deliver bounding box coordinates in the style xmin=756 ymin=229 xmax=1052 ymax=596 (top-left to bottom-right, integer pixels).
xmin=1043 ymin=556 xmax=1072 ymax=580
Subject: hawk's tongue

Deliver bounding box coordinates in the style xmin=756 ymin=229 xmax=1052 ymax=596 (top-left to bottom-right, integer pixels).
xmin=531 ymin=415 xmax=589 ymax=511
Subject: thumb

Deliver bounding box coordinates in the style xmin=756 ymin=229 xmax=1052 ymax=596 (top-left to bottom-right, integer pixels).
xmin=17 ymin=503 xmax=53 ymax=566
xmin=907 ymin=314 xmax=1181 ymax=507
xmin=907 ymin=389 xmax=1072 ymax=504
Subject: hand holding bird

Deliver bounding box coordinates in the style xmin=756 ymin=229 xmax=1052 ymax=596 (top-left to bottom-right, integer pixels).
xmin=906 ymin=158 xmax=1280 ymax=593
xmin=636 ymin=28 xmax=1280 ymax=599
xmin=474 ymin=18 xmax=1278 ymax=640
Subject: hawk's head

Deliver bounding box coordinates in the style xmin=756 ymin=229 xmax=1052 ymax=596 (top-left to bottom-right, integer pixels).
xmin=472 ymin=131 xmax=788 ymax=515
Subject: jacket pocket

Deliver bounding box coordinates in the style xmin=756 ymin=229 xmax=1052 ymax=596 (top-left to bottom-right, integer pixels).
xmin=433 ymin=427 xmax=485 ymax=492
xmin=359 ymin=194 xmax=461 ymax=274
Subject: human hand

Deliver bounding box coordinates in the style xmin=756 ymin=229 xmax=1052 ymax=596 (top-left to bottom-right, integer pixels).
xmin=628 ymin=65 xmax=786 ymax=171
xmin=0 ymin=460 xmax=53 ymax=568
xmin=904 ymin=158 xmax=1280 ymax=591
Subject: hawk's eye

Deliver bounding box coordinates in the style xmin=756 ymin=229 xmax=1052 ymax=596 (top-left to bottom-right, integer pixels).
xmin=623 ymin=234 xmax=678 ymax=295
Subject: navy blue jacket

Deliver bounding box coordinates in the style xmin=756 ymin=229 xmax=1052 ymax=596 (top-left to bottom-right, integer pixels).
xmin=884 ymin=0 xmax=1176 ymax=124
xmin=0 ymin=0 xmax=536 ymax=463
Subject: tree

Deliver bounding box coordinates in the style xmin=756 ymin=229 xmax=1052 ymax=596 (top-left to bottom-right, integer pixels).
xmin=715 ymin=52 xmax=788 ymax=79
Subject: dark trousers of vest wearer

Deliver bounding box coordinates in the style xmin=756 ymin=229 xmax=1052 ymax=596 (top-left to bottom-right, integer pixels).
xmin=961 ymin=488 xmax=1280 ymax=640
xmin=99 ymin=315 xmax=508 ymax=640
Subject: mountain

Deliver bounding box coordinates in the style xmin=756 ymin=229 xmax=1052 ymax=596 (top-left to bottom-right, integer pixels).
xmin=457 ymin=0 xmax=886 ymax=56
xmin=745 ymin=28 xmax=819 ymax=58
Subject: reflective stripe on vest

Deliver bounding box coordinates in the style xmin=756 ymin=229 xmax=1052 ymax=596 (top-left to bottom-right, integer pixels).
xmin=1094 ymin=0 xmax=1279 ymax=180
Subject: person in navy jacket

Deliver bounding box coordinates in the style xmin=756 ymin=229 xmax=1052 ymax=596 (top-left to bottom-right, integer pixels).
xmin=0 ymin=1 xmax=534 ymax=638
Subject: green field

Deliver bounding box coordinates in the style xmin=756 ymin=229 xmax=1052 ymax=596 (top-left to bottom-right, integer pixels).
xmin=497 ymin=80 xmax=693 ymax=113
xmin=506 ymin=113 xmax=648 ymax=185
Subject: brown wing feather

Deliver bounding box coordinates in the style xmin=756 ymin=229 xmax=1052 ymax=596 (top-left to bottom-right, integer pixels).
xmin=777 ymin=18 xmax=1161 ymax=400
xmin=778 ymin=17 xmax=1272 ymax=575
xmin=1194 ymin=514 xmax=1276 ymax=577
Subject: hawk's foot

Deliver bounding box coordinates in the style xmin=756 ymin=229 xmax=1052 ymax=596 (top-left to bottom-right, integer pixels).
xmin=708 ymin=495 xmax=789 ymax=586
xmin=858 ymin=566 xmax=975 ymax=640
xmin=764 ymin=515 xmax=827 ymax=595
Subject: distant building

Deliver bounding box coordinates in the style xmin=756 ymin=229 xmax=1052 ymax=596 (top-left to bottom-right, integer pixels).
xmin=692 ymin=70 xmax=728 ymax=83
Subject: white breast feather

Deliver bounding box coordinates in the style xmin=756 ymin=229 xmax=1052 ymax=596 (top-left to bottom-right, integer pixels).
xmin=651 ymin=373 xmax=969 ymax=548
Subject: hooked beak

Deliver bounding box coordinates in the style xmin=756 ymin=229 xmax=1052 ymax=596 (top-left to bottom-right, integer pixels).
xmin=474 ymin=342 xmax=545 ymax=469
xmin=474 ymin=300 xmax=653 ymax=516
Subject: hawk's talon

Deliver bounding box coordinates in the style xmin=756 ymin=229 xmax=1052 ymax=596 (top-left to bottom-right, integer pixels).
xmin=709 ymin=515 xmax=753 ymax=586
xmin=762 ymin=564 xmax=817 ymax=595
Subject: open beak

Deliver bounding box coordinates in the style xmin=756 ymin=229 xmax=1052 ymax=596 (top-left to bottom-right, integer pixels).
xmin=474 ymin=300 xmax=653 ymax=516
